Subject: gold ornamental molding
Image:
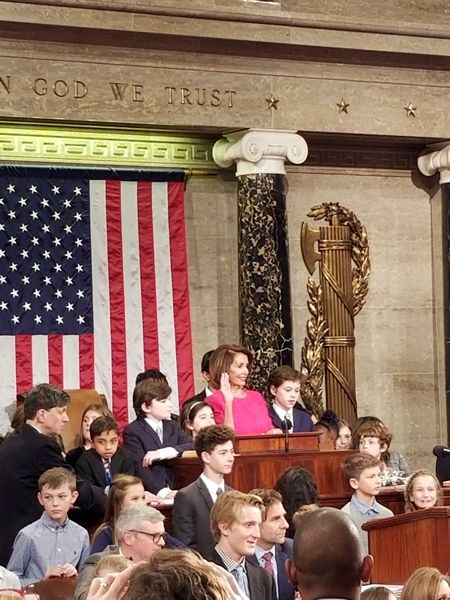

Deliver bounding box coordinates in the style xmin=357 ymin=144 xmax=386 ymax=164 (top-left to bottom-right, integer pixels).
xmin=300 ymin=202 xmax=370 ymax=423
xmin=0 ymin=123 xmax=217 ymax=172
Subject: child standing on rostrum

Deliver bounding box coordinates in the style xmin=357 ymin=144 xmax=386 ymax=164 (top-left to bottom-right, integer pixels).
xmin=341 ymin=453 xmax=393 ymax=554
xmin=267 ymin=366 xmax=314 ymax=433
xmin=7 ymin=467 xmax=89 ymax=585
xmin=75 ymin=416 xmax=135 ymax=491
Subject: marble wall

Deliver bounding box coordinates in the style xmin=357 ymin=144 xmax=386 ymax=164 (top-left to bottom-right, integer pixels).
xmin=186 ymin=164 xmax=443 ymax=470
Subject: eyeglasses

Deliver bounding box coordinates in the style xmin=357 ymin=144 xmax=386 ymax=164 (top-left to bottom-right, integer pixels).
xmin=127 ymin=529 xmax=164 ymax=544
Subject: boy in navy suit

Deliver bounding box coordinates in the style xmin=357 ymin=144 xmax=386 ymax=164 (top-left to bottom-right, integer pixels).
xmin=123 ymin=380 xmax=193 ymax=498
xmin=75 ymin=416 xmax=135 ymax=490
xmin=267 ymin=366 xmax=314 ymax=433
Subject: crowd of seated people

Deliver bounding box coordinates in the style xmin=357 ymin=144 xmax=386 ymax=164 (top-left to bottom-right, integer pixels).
xmin=0 ymin=344 xmax=447 ymax=600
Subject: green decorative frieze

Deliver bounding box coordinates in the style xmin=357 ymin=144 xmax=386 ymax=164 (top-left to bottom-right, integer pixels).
xmin=0 ymin=123 xmax=217 ymax=171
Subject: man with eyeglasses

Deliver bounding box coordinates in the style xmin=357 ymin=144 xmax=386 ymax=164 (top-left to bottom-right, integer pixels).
xmin=74 ymin=504 xmax=166 ymax=600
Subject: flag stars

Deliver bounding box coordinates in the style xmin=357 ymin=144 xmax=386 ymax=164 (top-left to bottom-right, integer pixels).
xmin=54 ymin=289 xmax=63 ymax=298
xmin=52 ymin=185 xmax=60 ymax=195
xmin=54 ymin=264 xmax=62 ymax=273
xmin=76 ymin=289 xmax=84 ymax=299
xmin=19 ymin=224 xmax=28 ymax=233
xmin=44 ymin=302 xmax=52 ymax=312
xmin=66 ymin=302 xmax=74 ymax=312
xmin=31 ymin=263 xmax=40 ymax=272
xmin=21 ymin=275 xmax=30 ymax=285
xmin=9 ymin=263 xmax=17 ymax=272
xmin=53 ymin=237 xmax=61 ymax=247
xmin=42 ymin=224 xmax=50 ymax=234
xmin=63 ymin=199 xmax=71 ymax=208
xmin=65 ymin=276 xmax=73 ymax=286
xmin=20 ymin=249 xmax=29 ymax=259
xmin=56 ymin=315 xmax=64 ymax=325
xmin=10 ymin=288 xmax=19 ymax=298
xmin=64 ymin=225 xmax=72 ymax=234
xmin=74 ymin=212 xmax=82 ymax=222
xmin=0 ymin=275 xmax=7 ymax=284
xmin=75 ymin=264 xmax=83 ymax=273
xmin=73 ymin=187 xmax=82 ymax=196
xmin=0 ymin=301 xmax=7 ymax=310
xmin=7 ymin=184 xmax=15 ymax=193
xmin=22 ymin=302 xmax=31 ymax=311
xmin=52 ymin=211 xmax=61 ymax=221
xmin=31 ymin=237 xmax=39 ymax=246
xmin=43 ymin=276 xmax=51 ymax=285
xmin=65 ymin=251 xmax=73 ymax=260
xmin=42 ymin=250 xmax=50 ymax=259
xmin=30 ymin=211 xmax=38 ymax=220
xmin=77 ymin=315 xmax=85 ymax=325
xmin=7 ymin=210 xmax=16 ymax=219
xmin=34 ymin=315 xmax=42 ymax=324
xmin=0 ymin=224 xmax=4 ymax=231
xmin=29 ymin=184 xmax=38 ymax=193
xmin=40 ymin=198 xmax=50 ymax=208
xmin=11 ymin=315 xmax=19 ymax=324
xmin=9 ymin=236 xmax=17 ymax=245
xmin=0 ymin=249 xmax=5 ymax=258
xmin=75 ymin=238 xmax=83 ymax=247
xmin=33 ymin=288 xmax=41 ymax=298
xmin=19 ymin=197 xmax=27 ymax=207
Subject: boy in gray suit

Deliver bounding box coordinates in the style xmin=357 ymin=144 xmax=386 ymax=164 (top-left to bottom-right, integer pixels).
xmin=172 ymin=424 xmax=235 ymax=557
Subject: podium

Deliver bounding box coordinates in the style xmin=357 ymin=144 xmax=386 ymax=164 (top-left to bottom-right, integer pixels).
xmin=363 ymin=506 xmax=450 ymax=583
xmin=174 ymin=433 xmax=354 ymax=496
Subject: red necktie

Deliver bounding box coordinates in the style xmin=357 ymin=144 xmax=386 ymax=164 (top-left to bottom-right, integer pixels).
xmin=262 ymin=551 xmax=274 ymax=576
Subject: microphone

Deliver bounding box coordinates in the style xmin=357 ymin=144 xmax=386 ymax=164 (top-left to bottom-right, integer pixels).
xmin=433 ymin=445 xmax=450 ymax=458
xmin=284 ymin=417 xmax=292 ymax=453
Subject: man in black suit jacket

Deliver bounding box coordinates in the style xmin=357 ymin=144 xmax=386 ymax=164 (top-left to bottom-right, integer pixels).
xmin=0 ymin=384 xmax=106 ymax=567
xmin=172 ymin=424 xmax=235 ymax=557
xmin=209 ymin=490 xmax=276 ymax=600
xmin=75 ymin=415 xmax=135 ymax=488
xmin=123 ymin=380 xmax=193 ymax=496
xmin=181 ymin=349 xmax=214 ymax=404
xmin=249 ymin=489 xmax=295 ymax=600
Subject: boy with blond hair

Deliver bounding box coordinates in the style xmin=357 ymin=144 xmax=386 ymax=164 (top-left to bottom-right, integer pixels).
xmin=341 ymin=453 xmax=393 ymax=554
xmin=7 ymin=467 xmax=89 ymax=585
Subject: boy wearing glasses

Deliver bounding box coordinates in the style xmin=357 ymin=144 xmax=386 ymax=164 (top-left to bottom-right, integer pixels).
xmin=7 ymin=468 xmax=89 ymax=586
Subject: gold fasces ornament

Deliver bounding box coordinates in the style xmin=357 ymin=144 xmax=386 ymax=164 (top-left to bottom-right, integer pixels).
xmin=300 ymin=203 xmax=370 ymax=423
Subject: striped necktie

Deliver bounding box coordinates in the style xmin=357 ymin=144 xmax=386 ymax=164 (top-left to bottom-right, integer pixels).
xmin=103 ymin=458 xmax=112 ymax=485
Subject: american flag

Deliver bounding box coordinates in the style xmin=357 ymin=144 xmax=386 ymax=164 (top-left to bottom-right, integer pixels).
xmin=0 ymin=167 xmax=194 ymax=431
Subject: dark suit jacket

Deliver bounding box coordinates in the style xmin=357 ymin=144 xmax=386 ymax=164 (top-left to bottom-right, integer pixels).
xmin=122 ymin=417 xmax=193 ymax=493
xmin=75 ymin=446 xmax=136 ymax=488
xmin=248 ymin=540 xmax=295 ymax=600
xmin=181 ymin=388 xmax=207 ymax=405
xmin=0 ymin=424 xmax=106 ymax=567
xmin=209 ymin=549 xmax=276 ymax=600
xmin=172 ymin=476 xmax=231 ymax=558
xmin=268 ymin=406 xmax=314 ymax=433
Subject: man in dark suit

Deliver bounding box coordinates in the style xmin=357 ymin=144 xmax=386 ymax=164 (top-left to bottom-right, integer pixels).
xmin=172 ymin=424 xmax=235 ymax=557
xmin=249 ymin=488 xmax=295 ymax=600
xmin=287 ymin=508 xmax=373 ymax=600
xmin=181 ymin=349 xmax=215 ymax=404
xmin=75 ymin=415 xmax=135 ymax=488
xmin=0 ymin=384 xmax=106 ymax=567
xmin=123 ymin=380 xmax=193 ymax=496
xmin=208 ymin=490 xmax=276 ymax=600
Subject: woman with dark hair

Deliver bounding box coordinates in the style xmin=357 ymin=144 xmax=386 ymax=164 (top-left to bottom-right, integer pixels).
xmin=205 ymin=344 xmax=281 ymax=436
xmin=274 ymin=466 xmax=319 ymax=537
xmin=179 ymin=400 xmax=215 ymax=439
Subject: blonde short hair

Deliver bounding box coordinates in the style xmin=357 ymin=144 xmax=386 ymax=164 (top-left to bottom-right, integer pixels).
xmin=210 ymin=490 xmax=264 ymax=542
xmin=401 ymin=567 xmax=450 ymax=600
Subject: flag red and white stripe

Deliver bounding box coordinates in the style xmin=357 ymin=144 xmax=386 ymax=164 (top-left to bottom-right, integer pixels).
xmin=0 ymin=174 xmax=194 ymax=432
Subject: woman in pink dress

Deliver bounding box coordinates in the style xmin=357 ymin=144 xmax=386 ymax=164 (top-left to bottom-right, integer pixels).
xmin=205 ymin=344 xmax=282 ymax=436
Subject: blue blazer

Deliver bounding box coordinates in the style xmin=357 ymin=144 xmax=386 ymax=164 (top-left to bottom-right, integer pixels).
xmin=123 ymin=417 xmax=193 ymax=493
xmin=248 ymin=539 xmax=295 ymax=600
xmin=268 ymin=405 xmax=314 ymax=433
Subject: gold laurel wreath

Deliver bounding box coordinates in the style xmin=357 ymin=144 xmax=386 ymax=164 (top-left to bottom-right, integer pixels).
xmin=300 ymin=202 xmax=370 ymax=414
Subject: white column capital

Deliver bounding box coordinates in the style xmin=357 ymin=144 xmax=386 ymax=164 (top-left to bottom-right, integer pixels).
xmin=418 ymin=141 xmax=450 ymax=184
xmin=213 ymin=129 xmax=308 ymax=176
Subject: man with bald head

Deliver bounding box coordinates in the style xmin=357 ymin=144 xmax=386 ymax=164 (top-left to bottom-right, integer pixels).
xmin=287 ymin=507 xmax=373 ymax=600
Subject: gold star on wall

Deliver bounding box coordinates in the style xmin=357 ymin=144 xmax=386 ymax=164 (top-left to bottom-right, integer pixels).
xmin=266 ymin=95 xmax=279 ymax=110
xmin=336 ymin=98 xmax=350 ymax=114
xmin=404 ymin=102 xmax=417 ymax=117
